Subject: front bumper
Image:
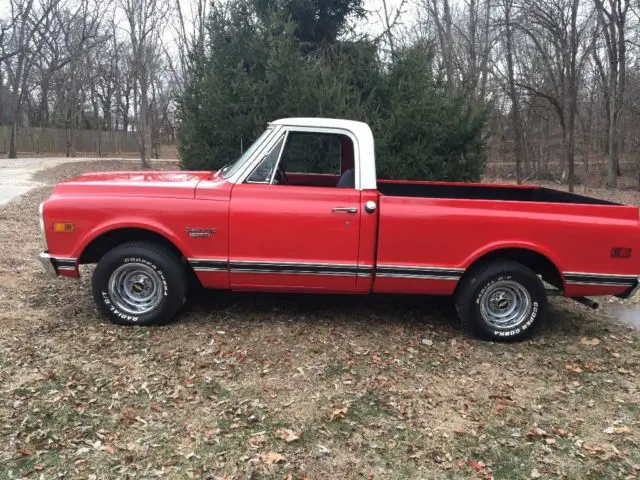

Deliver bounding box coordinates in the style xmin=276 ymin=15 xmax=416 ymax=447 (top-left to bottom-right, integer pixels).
xmin=38 ymin=252 xmax=57 ymax=276
xmin=38 ymin=252 xmax=79 ymax=277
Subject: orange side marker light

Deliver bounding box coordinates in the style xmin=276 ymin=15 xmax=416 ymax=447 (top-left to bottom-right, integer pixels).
xmin=53 ymin=222 xmax=74 ymax=233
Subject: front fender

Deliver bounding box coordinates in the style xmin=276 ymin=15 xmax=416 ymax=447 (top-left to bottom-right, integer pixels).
xmin=73 ymin=218 xmax=192 ymax=260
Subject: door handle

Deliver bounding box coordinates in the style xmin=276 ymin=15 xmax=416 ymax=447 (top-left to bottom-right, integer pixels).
xmin=332 ymin=207 xmax=358 ymax=214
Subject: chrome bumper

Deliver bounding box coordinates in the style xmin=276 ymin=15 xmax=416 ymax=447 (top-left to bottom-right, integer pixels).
xmin=39 ymin=252 xmax=57 ymax=276
xmin=38 ymin=252 xmax=78 ymax=277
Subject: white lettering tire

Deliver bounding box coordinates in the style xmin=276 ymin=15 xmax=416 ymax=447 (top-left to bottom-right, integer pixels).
xmin=91 ymin=241 xmax=187 ymax=326
xmin=455 ymin=260 xmax=547 ymax=341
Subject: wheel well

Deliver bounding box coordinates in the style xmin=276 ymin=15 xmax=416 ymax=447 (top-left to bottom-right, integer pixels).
xmin=79 ymin=228 xmax=185 ymax=264
xmin=462 ymin=248 xmax=563 ymax=289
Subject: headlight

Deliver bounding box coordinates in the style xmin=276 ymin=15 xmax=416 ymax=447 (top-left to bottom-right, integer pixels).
xmin=38 ymin=202 xmax=48 ymax=250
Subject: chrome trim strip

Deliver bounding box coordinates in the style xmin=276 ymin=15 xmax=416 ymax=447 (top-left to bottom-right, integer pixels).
xmin=189 ymin=258 xmax=228 ymax=272
xmin=376 ymin=273 xmax=461 ymax=280
xmin=377 ymin=264 xmax=465 ymax=272
xmin=231 ymin=268 xmax=358 ymax=277
xmin=564 ymin=271 xmax=637 ymax=286
xmin=564 ymin=271 xmax=639 ymax=279
xmin=189 ymin=258 xmax=228 ymax=262
xmin=376 ymin=265 xmax=464 ymax=280
xmin=230 ymin=260 xmax=359 ymax=268
xmin=231 ymin=262 xmax=359 ymax=275
xmin=188 ymin=259 xmax=467 ymax=279
xmin=188 ymin=258 xmax=373 ymax=276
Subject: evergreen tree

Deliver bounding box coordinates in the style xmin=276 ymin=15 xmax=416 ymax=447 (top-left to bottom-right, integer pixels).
xmin=178 ymin=0 xmax=486 ymax=181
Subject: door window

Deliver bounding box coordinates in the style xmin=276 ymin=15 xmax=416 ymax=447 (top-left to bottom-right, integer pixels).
xmin=245 ymin=131 xmax=355 ymax=188
xmin=280 ymin=132 xmax=342 ymax=174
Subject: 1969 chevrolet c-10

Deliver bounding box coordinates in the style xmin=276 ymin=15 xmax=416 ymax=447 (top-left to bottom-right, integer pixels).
xmin=38 ymin=118 xmax=640 ymax=341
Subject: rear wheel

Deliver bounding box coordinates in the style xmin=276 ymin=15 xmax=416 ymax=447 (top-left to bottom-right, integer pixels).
xmin=91 ymin=241 xmax=187 ymax=326
xmin=455 ymin=260 xmax=547 ymax=341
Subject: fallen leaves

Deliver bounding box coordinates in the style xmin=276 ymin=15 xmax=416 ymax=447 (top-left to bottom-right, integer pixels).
xmin=527 ymin=427 xmax=547 ymax=438
xmin=17 ymin=448 xmax=32 ymax=456
xmin=276 ymin=428 xmax=301 ymax=443
xmin=604 ymin=425 xmax=632 ymax=435
xmin=580 ymin=337 xmax=601 ymax=346
xmin=566 ymin=364 xmax=583 ymax=374
xmin=259 ymin=451 xmax=287 ymax=465
xmin=329 ymin=406 xmax=349 ymax=421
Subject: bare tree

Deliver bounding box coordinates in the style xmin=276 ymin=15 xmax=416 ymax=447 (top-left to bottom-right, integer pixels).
xmin=500 ymin=0 xmax=526 ymax=182
xmin=514 ymin=0 xmax=595 ymax=191
xmin=593 ymin=0 xmax=630 ymax=187
xmin=120 ymin=0 xmax=168 ymax=168
xmin=1 ymin=0 xmax=62 ymax=158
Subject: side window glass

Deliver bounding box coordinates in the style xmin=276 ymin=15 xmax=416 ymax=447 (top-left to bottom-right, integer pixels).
xmin=246 ymin=136 xmax=285 ymax=183
xmin=279 ymin=133 xmax=342 ymax=174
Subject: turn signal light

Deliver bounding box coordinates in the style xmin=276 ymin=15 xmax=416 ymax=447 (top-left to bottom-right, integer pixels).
xmin=611 ymin=247 xmax=632 ymax=258
xmin=53 ymin=222 xmax=74 ymax=233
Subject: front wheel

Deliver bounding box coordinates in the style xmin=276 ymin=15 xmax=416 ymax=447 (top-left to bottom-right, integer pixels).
xmin=91 ymin=241 xmax=187 ymax=326
xmin=455 ymin=260 xmax=547 ymax=341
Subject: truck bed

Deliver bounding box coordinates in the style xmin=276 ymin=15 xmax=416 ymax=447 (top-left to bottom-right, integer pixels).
xmin=377 ymin=180 xmax=620 ymax=206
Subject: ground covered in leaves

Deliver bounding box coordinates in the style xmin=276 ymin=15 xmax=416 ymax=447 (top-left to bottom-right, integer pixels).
xmin=1 ymin=161 xmax=639 ymax=479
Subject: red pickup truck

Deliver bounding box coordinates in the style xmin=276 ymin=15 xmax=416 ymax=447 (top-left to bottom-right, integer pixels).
xmin=38 ymin=118 xmax=639 ymax=340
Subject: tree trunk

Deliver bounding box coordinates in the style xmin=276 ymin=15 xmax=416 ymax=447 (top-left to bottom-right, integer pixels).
xmin=567 ymin=108 xmax=576 ymax=192
xmin=504 ymin=0 xmax=525 ymax=182
xmin=8 ymin=121 xmax=17 ymax=159
xmin=606 ymin=83 xmax=618 ymax=186
xmin=137 ymin=70 xmax=152 ymax=168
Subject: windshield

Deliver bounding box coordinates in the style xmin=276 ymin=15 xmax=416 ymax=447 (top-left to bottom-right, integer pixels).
xmin=222 ymin=127 xmax=274 ymax=179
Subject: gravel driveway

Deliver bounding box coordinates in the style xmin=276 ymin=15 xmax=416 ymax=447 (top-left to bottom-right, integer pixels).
xmin=0 ymin=157 xmax=177 ymax=205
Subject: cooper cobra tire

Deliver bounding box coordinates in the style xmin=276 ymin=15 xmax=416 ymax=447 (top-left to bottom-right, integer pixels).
xmin=91 ymin=241 xmax=187 ymax=326
xmin=455 ymin=260 xmax=547 ymax=341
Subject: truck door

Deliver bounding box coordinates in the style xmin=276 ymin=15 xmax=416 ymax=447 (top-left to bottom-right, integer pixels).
xmin=228 ymin=130 xmax=367 ymax=292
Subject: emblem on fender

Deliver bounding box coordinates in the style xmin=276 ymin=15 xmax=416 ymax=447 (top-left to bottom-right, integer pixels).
xmin=185 ymin=227 xmax=217 ymax=238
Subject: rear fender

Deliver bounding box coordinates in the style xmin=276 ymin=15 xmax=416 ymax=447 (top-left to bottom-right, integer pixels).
xmin=462 ymin=241 xmax=565 ymax=286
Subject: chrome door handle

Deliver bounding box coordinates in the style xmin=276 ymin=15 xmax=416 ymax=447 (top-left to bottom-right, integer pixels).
xmin=332 ymin=207 xmax=358 ymax=214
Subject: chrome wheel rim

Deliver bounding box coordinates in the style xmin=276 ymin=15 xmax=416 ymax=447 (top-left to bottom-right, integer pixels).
xmin=479 ymin=280 xmax=532 ymax=330
xmin=108 ymin=263 xmax=163 ymax=316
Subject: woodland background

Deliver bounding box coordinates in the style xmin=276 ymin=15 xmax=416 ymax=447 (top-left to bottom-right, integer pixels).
xmin=1 ymin=0 xmax=640 ymax=190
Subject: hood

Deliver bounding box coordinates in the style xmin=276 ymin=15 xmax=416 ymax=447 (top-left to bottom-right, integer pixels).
xmin=52 ymin=170 xmax=215 ymax=199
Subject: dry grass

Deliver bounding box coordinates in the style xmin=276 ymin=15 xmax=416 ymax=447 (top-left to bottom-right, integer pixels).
xmin=0 ymin=161 xmax=639 ymax=479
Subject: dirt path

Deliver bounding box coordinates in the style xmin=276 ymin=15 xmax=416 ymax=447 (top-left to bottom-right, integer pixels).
xmin=0 ymin=157 xmax=177 ymax=205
